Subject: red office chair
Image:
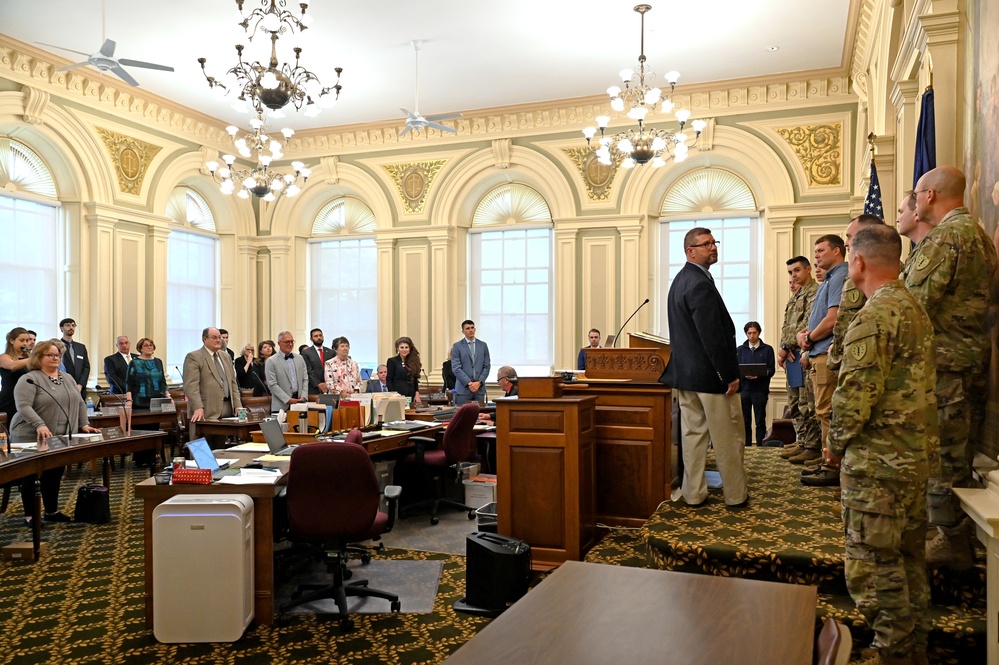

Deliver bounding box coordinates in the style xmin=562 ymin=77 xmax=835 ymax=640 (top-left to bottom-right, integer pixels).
xmin=280 ymin=442 xmax=401 ymax=630
xmin=400 ymin=402 xmax=480 ymax=525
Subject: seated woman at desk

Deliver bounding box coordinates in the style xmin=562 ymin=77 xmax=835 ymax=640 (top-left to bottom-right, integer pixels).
xmin=10 ymin=339 xmax=101 ymax=526
xmin=387 ymin=336 xmax=422 ymax=404
xmin=125 ymin=337 xmax=166 ymax=409
xmin=236 ymin=340 xmax=273 ymax=396
xmin=324 ymin=336 xmax=361 ymax=398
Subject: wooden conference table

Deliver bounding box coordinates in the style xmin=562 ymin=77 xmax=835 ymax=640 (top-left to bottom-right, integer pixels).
xmin=135 ymin=423 xmax=445 ymax=628
xmin=443 ymin=561 xmax=817 ymax=665
xmin=0 ymin=430 xmax=169 ymax=560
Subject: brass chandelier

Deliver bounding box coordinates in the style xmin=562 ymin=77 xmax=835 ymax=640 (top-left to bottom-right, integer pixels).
xmin=205 ymin=113 xmax=310 ymax=200
xmin=582 ymin=4 xmax=705 ymax=168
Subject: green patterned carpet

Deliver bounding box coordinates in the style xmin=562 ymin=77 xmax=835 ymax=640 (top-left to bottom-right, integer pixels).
xmin=584 ymin=447 xmax=987 ymax=664
xmin=0 ymin=467 xmax=490 ymax=665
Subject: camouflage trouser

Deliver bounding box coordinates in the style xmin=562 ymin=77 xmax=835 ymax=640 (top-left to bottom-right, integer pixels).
xmin=842 ymin=472 xmax=930 ymax=657
xmin=927 ymin=370 xmax=980 ymax=526
xmin=798 ymin=363 xmax=822 ymax=451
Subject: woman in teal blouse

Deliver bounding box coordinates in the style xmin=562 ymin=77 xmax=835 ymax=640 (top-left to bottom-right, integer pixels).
xmin=125 ymin=337 xmax=166 ymax=409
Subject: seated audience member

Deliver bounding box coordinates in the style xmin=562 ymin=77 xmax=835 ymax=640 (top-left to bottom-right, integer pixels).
xmin=103 ymin=335 xmax=136 ymax=394
xmin=365 ymin=364 xmax=390 ymax=393
xmin=577 ymin=328 xmax=601 ymax=371
xmin=737 ymin=322 xmax=775 ymax=446
xmin=497 ymin=366 xmax=519 ymax=397
xmin=387 ymin=336 xmax=422 ymax=403
xmin=324 ymin=336 xmax=361 ymax=398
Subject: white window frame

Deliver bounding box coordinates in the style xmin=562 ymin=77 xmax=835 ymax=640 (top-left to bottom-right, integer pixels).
xmin=166 ymin=228 xmax=219 ymax=369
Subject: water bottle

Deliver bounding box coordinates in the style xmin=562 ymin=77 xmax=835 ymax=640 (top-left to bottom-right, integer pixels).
xmin=86 ymin=397 xmax=95 ymax=416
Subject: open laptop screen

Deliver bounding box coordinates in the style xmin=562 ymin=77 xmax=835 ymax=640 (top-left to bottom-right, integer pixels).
xmin=186 ymin=437 xmax=220 ymax=472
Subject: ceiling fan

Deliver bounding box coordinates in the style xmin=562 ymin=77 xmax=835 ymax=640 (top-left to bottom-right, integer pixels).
xmin=37 ymin=0 xmax=173 ymax=87
xmin=399 ymin=40 xmax=462 ymax=137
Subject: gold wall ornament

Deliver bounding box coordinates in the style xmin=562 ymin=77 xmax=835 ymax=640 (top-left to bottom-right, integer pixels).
xmin=382 ymin=160 xmax=447 ymax=214
xmin=563 ymin=146 xmax=621 ymax=201
xmin=774 ymin=123 xmax=842 ymax=187
xmin=95 ymin=127 xmax=162 ymax=195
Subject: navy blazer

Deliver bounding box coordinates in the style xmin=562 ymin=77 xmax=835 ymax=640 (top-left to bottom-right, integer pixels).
xmin=300 ymin=345 xmax=334 ymax=394
xmin=660 ymin=262 xmax=740 ymax=394
xmin=103 ymin=352 xmax=138 ymax=394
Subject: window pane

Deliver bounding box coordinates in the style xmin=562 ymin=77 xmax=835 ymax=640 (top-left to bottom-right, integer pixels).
xmin=167 ymin=232 xmax=217 ymax=367
xmin=309 ymin=238 xmax=378 ymax=368
xmin=0 ymin=196 xmax=58 ymax=335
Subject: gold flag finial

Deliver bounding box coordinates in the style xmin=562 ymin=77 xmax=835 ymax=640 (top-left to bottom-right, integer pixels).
xmin=867 ymin=133 xmax=877 ymax=153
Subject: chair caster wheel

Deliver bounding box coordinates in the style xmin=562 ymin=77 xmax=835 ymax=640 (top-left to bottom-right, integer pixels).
xmin=339 ymin=618 xmax=355 ymax=631
xmin=467 ymin=510 xmax=476 ymax=520
xmin=430 ymin=516 xmax=440 ymax=525
xmin=391 ymin=600 xmax=401 ymax=613
xmin=361 ymin=552 xmax=372 ymax=565
xmin=344 ymin=568 xmax=353 ymax=580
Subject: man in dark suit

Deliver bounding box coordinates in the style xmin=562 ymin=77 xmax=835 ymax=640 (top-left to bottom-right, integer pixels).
xmin=301 ymin=328 xmax=334 ymax=395
xmin=59 ymin=317 xmax=90 ymax=400
xmin=660 ymin=227 xmax=748 ymax=508
xmin=219 ymin=328 xmax=235 ymax=362
xmin=452 ymin=320 xmax=490 ymax=405
xmin=103 ymin=335 xmax=138 ymax=394
xmin=365 ymin=364 xmax=390 ymax=393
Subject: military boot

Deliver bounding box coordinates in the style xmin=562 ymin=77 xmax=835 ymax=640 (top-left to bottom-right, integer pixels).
xmin=925 ymin=523 xmax=974 ymax=570
xmin=779 ymin=444 xmax=803 ymax=459
xmin=788 ymin=448 xmax=821 ymax=464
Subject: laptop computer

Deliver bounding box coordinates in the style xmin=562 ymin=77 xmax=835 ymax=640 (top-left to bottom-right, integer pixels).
xmin=739 ymin=363 xmax=768 ymax=379
xmin=186 ymin=437 xmax=241 ymax=480
xmin=259 ymin=419 xmax=296 ymax=456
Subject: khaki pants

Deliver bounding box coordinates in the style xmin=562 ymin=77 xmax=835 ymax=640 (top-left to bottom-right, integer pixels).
xmin=676 ymin=389 xmax=749 ymax=506
xmin=809 ymin=354 xmax=837 ymax=450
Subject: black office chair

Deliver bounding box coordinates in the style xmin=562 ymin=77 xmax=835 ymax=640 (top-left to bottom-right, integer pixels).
xmin=400 ymin=402 xmax=479 ymax=525
xmin=280 ymin=442 xmax=401 ymax=630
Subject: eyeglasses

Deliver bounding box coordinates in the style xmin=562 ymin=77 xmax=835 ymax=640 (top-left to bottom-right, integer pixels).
xmin=42 ymin=353 xmax=62 ymax=359
xmin=913 ymin=188 xmax=936 ymax=197
xmin=689 ymin=240 xmax=719 ymax=248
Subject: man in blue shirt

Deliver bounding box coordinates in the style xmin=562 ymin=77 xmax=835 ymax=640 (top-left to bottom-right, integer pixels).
xmin=737 ymin=322 xmax=775 ymax=446
xmin=796 ymin=234 xmax=847 ymax=463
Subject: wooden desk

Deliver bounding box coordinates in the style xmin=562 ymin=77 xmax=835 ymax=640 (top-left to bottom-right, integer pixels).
xmin=248 ymin=424 xmax=445 ymax=456
xmin=0 ymin=430 xmax=168 ymax=559
xmin=135 ymin=424 xmax=445 ymax=628
xmin=442 ymin=561 xmax=817 ymax=665
xmin=190 ymin=418 xmax=261 ymax=443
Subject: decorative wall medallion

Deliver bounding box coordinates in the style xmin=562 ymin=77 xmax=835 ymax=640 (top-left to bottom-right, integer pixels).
xmin=563 ymin=147 xmax=621 ymax=201
xmin=774 ymin=123 xmax=842 ymax=187
xmin=95 ymin=127 xmax=162 ymax=195
xmin=382 ymin=160 xmax=447 ymax=213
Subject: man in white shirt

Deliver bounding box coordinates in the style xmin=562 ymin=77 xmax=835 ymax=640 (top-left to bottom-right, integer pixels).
xmin=266 ymin=331 xmax=310 ymax=412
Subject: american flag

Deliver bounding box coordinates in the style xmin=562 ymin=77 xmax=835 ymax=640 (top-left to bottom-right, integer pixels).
xmin=864 ymin=158 xmax=883 ymax=219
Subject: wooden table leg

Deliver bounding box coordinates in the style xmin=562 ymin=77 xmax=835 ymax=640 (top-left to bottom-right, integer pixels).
xmin=102 ymin=457 xmax=111 ymax=488
xmin=143 ymin=499 xmax=156 ymax=629
xmin=32 ymin=476 xmax=41 ymax=560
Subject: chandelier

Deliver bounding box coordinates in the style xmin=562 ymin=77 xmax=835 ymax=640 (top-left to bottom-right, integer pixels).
xmin=198 ymin=0 xmax=342 ymax=117
xmin=205 ymin=113 xmax=311 ymax=200
xmin=582 ymin=4 xmax=705 ymax=168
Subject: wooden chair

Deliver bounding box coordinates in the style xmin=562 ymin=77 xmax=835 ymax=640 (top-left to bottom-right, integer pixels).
xmin=815 ymin=618 xmax=851 ymax=665
xmin=762 ymin=405 xmax=796 ymax=446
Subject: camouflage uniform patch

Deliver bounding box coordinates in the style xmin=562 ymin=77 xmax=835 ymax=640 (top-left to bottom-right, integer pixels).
xmin=827 ymin=277 xmax=867 ymax=373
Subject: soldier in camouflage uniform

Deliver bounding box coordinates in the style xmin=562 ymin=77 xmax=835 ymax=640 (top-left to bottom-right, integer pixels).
xmin=826 ymin=224 xmax=938 ymax=665
xmin=905 ymin=166 xmax=997 ymax=568
xmin=896 ymin=192 xmax=934 ymax=282
xmin=778 ymin=257 xmax=821 ymax=459
xmin=804 ymin=215 xmax=887 ymax=486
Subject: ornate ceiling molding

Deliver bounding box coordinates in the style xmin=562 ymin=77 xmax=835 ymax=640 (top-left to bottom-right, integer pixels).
xmin=95 ymin=126 xmax=162 ymax=196
xmin=562 ymin=146 xmax=622 ymax=202
xmin=382 ymin=160 xmax=448 ymax=214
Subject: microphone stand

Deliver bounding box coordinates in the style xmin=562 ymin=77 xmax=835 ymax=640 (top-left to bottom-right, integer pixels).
xmin=613 ymin=298 xmax=651 ymax=348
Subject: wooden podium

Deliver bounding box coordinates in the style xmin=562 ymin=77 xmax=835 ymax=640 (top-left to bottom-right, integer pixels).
xmin=496 ymin=378 xmax=598 ymax=570
xmin=563 ymin=332 xmax=673 ymax=527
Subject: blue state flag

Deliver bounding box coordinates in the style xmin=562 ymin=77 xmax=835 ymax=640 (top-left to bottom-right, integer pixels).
xmin=864 ymin=158 xmax=883 ymax=219
xmin=913 ymin=87 xmax=936 ymax=187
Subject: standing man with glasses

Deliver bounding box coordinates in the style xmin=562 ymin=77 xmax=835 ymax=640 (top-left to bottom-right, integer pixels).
xmin=905 ymin=165 xmax=998 ymax=568
xmin=266 ymin=331 xmax=309 ymax=412
xmin=660 ymin=228 xmax=748 ymax=508
xmin=452 ymin=320 xmax=490 ymax=406
xmin=183 ymin=327 xmax=242 ymax=430
xmin=59 ymin=317 xmax=90 ymax=401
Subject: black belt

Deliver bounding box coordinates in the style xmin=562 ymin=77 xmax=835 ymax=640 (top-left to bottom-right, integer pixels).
xmin=291 ymin=392 xmax=299 ymax=399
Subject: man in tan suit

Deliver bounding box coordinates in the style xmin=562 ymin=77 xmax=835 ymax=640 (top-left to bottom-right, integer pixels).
xmin=183 ymin=327 xmax=242 ymax=424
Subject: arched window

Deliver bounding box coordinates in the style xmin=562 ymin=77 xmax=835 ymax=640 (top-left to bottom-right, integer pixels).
xmin=0 ymin=138 xmax=60 ymax=335
xmin=309 ymin=197 xmax=378 ymax=369
xmin=658 ymin=169 xmax=759 ymax=334
xmin=469 ymin=184 xmax=553 ymax=377
xmin=165 ymin=187 xmax=218 ymax=367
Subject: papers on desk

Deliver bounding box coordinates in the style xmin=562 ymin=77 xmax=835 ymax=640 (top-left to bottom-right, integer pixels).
xmin=227 ymin=442 xmax=270 ymax=452
xmin=9 ymin=442 xmax=37 ymax=450
xmin=218 ymin=468 xmax=282 ymax=485
xmin=220 ymin=417 xmax=241 ymax=421
xmin=184 ymin=458 xmax=241 ymax=468
xmin=253 ymin=454 xmax=290 ymax=463
xmin=473 ymin=425 xmax=496 ymax=431
xmin=71 ymin=433 xmax=104 ymax=442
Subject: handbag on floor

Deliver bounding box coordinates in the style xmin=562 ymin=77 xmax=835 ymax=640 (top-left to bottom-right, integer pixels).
xmin=74 ymin=484 xmax=111 ymax=523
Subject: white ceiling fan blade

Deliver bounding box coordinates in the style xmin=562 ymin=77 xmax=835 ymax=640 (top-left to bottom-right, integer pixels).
xmin=426 ymin=112 xmax=462 ymax=122
xmin=36 ymin=42 xmax=90 ymax=58
xmin=99 ymin=38 xmax=116 ymax=58
xmin=426 ymin=121 xmax=458 ymax=134
xmin=56 ymin=61 xmax=92 ymax=73
xmin=399 ymin=125 xmax=413 ymax=137
xmin=109 ymin=64 xmax=139 ymax=86
xmin=400 ymin=108 xmax=417 ymax=119
xmin=118 ymin=58 xmax=174 ymax=72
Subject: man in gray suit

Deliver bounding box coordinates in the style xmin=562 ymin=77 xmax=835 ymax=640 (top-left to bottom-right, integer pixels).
xmin=365 ymin=364 xmax=390 ymax=393
xmin=266 ymin=331 xmax=309 ymax=411
xmin=183 ymin=327 xmax=243 ymax=423
xmin=452 ymin=320 xmax=490 ymax=405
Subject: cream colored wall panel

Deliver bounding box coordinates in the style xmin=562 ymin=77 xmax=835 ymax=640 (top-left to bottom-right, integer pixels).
xmin=398 ymin=244 xmax=429 ymax=356
xmin=580 ymin=236 xmax=616 ymax=348
xmin=113 ymin=229 xmax=146 ymax=348
xmin=553 ymin=226 xmax=578 ymax=370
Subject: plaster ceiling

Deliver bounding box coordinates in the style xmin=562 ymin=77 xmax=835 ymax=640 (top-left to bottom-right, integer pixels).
xmin=0 ymin=0 xmax=852 ymax=132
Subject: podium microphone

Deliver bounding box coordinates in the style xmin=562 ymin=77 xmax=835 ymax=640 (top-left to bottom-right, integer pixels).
xmin=613 ymin=298 xmax=650 ymax=348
